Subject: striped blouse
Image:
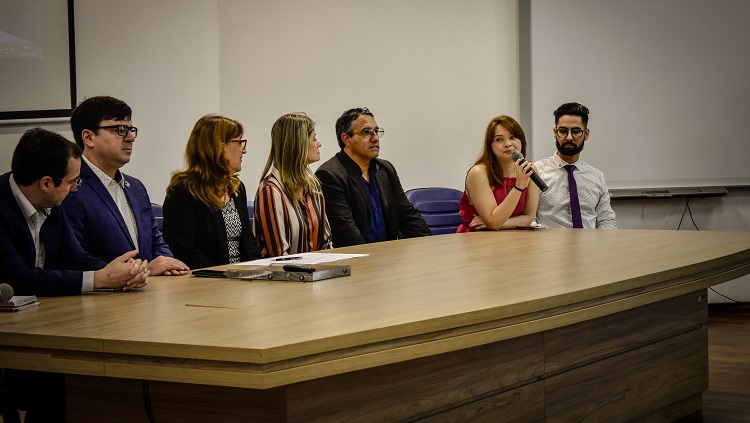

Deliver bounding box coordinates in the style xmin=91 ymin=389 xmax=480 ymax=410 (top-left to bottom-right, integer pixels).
xmin=254 ymin=168 xmax=333 ymax=258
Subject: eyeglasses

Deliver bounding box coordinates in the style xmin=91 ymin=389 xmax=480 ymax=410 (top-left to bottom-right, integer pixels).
xmin=555 ymin=127 xmax=585 ymax=139
xmin=354 ymin=127 xmax=385 ymax=139
xmin=226 ymin=139 xmax=248 ymax=149
xmin=95 ymin=125 xmax=138 ymax=139
xmin=55 ymin=176 xmax=83 ymax=191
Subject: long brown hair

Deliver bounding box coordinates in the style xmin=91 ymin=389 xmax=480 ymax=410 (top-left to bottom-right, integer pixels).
xmin=167 ymin=114 xmax=243 ymax=210
xmin=474 ymin=115 xmax=527 ymax=189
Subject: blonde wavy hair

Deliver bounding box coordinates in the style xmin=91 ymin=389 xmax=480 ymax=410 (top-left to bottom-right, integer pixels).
xmin=261 ymin=113 xmax=320 ymax=203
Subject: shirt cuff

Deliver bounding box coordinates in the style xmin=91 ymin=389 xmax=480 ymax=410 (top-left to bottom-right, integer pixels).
xmin=82 ymin=271 xmax=95 ymax=293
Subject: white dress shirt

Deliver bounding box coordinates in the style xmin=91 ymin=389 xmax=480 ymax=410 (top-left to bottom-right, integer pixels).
xmin=83 ymin=155 xmax=139 ymax=247
xmin=534 ymin=153 xmax=617 ymax=229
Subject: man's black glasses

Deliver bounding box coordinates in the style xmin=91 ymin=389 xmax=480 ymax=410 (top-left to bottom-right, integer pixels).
xmin=95 ymin=125 xmax=138 ymax=138
xmin=555 ymin=127 xmax=585 ymax=139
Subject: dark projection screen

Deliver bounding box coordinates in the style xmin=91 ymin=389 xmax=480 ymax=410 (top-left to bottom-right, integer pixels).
xmin=0 ymin=0 xmax=75 ymax=121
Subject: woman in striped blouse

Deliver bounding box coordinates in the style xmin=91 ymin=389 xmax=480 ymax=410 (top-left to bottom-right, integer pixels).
xmin=254 ymin=113 xmax=332 ymax=257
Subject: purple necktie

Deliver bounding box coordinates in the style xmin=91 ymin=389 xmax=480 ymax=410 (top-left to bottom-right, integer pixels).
xmin=565 ymin=165 xmax=583 ymax=228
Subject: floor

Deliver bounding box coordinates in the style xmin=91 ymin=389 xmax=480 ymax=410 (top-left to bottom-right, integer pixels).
xmin=676 ymin=303 xmax=750 ymax=423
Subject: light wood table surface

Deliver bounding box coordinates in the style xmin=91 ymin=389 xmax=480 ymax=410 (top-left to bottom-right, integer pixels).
xmin=2 ymin=229 xmax=750 ymax=422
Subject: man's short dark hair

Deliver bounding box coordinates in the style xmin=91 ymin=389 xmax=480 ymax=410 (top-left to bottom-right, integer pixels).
xmin=12 ymin=128 xmax=82 ymax=186
xmin=70 ymin=96 xmax=132 ymax=149
xmin=554 ymin=102 xmax=590 ymax=127
xmin=335 ymin=107 xmax=375 ymax=149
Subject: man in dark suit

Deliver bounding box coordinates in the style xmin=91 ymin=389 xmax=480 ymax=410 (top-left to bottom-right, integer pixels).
xmin=62 ymin=96 xmax=188 ymax=275
xmin=0 ymin=128 xmax=150 ymax=422
xmin=315 ymin=107 xmax=430 ymax=247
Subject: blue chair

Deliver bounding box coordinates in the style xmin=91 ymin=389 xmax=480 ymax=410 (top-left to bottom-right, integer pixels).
xmin=151 ymin=203 xmax=164 ymax=231
xmin=405 ymin=188 xmax=463 ymax=235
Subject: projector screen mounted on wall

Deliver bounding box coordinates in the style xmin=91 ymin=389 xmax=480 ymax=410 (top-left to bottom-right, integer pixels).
xmin=0 ymin=0 xmax=76 ymax=121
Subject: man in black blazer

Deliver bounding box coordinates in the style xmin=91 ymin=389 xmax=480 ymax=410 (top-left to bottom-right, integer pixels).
xmin=316 ymin=108 xmax=430 ymax=247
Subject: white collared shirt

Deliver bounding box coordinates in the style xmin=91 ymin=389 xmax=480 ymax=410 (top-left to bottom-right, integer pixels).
xmin=83 ymin=155 xmax=139 ymax=248
xmin=9 ymin=174 xmax=94 ymax=293
xmin=534 ymin=153 xmax=617 ymax=229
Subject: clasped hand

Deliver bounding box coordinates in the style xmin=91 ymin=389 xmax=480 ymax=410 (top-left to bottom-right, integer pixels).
xmin=94 ymin=250 xmax=150 ymax=291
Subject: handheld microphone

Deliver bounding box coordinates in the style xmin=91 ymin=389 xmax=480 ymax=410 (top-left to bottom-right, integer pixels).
xmin=0 ymin=283 xmax=14 ymax=302
xmin=511 ymin=150 xmax=548 ymax=192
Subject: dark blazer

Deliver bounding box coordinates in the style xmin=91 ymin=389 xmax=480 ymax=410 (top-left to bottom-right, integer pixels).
xmin=315 ymin=150 xmax=430 ymax=247
xmin=61 ymin=160 xmax=173 ymax=263
xmin=0 ymin=173 xmax=106 ymax=296
xmin=162 ymin=181 xmax=260 ymax=269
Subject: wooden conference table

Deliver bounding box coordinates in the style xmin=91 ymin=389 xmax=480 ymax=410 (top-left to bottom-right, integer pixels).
xmin=2 ymin=229 xmax=750 ymax=422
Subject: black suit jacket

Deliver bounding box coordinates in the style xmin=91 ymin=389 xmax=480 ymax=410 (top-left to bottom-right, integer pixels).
xmin=315 ymin=151 xmax=430 ymax=247
xmin=162 ymin=181 xmax=260 ymax=269
xmin=0 ymin=173 xmax=106 ymax=296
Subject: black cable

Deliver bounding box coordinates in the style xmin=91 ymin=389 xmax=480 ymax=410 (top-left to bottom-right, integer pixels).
xmin=677 ymin=197 xmax=690 ymax=230
xmin=143 ymin=380 xmax=155 ymax=423
xmin=687 ymin=199 xmax=699 ymax=230
xmin=710 ymin=287 xmax=741 ymax=303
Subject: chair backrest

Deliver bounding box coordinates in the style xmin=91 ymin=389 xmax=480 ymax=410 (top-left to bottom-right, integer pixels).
xmin=405 ymin=187 xmax=463 ymax=235
xmin=151 ymin=203 xmax=164 ymax=231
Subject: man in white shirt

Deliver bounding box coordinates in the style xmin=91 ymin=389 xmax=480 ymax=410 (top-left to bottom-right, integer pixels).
xmin=534 ymin=102 xmax=617 ymax=229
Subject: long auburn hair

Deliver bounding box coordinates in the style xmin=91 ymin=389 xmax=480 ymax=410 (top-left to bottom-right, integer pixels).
xmin=260 ymin=113 xmax=320 ymax=204
xmin=167 ymin=114 xmax=243 ymax=211
xmin=474 ymin=115 xmax=527 ymax=189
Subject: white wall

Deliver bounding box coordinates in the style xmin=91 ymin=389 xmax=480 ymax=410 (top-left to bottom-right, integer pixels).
xmin=219 ymin=0 xmax=520 ymax=193
xmin=1 ymin=0 xmax=518 ymax=199
xmin=0 ymin=0 xmax=221 ymax=204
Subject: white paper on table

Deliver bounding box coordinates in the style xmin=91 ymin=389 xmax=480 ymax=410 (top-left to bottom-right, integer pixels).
xmin=237 ymin=252 xmax=368 ymax=267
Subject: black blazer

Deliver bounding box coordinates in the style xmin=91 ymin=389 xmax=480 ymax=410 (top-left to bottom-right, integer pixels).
xmin=162 ymin=181 xmax=260 ymax=269
xmin=0 ymin=173 xmax=106 ymax=296
xmin=315 ymin=151 xmax=430 ymax=248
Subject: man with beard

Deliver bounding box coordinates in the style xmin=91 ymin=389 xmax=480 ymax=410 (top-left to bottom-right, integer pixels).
xmin=534 ymin=102 xmax=616 ymax=229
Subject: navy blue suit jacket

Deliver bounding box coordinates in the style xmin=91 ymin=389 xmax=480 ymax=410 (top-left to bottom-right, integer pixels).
xmin=61 ymin=160 xmax=173 ymax=263
xmin=0 ymin=173 xmax=106 ymax=296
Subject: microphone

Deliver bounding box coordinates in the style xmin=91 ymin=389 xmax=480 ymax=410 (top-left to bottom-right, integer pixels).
xmin=512 ymin=150 xmax=548 ymax=192
xmin=0 ymin=283 xmax=14 ymax=302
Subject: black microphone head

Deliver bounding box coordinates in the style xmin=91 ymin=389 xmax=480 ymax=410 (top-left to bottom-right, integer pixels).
xmin=511 ymin=150 xmax=524 ymax=161
xmin=0 ymin=283 xmax=14 ymax=302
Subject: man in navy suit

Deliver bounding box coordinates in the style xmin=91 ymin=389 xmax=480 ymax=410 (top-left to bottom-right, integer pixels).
xmin=0 ymin=128 xmax=150 ymax=422
xmin=62 ymin=96 xmax=189 ymax=275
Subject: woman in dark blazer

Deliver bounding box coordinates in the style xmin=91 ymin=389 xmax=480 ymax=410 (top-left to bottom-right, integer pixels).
xmin=163 ymin=115 xmax=260 ymax=269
